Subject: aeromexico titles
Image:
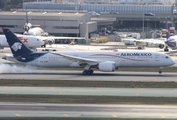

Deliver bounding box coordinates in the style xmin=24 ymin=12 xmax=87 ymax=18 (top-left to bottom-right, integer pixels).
xmin=2 ymin=28 xmax=175 ymax=75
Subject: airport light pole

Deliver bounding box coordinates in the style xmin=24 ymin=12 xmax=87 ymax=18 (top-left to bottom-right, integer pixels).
xmin=77 ymin=20 xmax=79 ymax=37
xmin=77 ymin=19 xmax=81 ymax=37
xmin=142 ymin=3 xmax=145 ymax=39
xmin=155 ymin=17 xmax=156 ymax=30
xmin=96 ymin=14 xmax=99 ymax=33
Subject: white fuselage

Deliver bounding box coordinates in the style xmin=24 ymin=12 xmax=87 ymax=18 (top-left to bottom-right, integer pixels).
xmin=0 ymin=34 xmax=44 ymax=49
xmin=23 ymin=27 xmax=44 ymax=36
xmin=5 ymin=51 xmax=175 ymax=69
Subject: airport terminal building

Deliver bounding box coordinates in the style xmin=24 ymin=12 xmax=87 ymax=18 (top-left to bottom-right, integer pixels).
xmin=0 ymin=11 xmax=97 ymax=39
xmin=23 ymin=2 xmax=172 ymax=14
xmin=1 ymin=0 xmax=177 ymax=40
xmin=21 ymin=0 xmax=177 ymax=29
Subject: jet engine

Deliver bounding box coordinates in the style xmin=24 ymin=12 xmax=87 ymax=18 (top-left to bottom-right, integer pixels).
xmin=158 ymin=44 xmax=165 ymax=49
xmin=23 ymin=23 xmax=32 ymax=32
xmin=98 ymin=61 xmax=116 ymax=72
xmin=44 ymin=38 xmax=55 ymax=45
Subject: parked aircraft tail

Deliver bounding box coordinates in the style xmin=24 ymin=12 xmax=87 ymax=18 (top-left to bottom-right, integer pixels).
xmin=2 ymin=28 xmax=32 ymax=56
xmin=164 ymin=20 xmax=177 ymax=48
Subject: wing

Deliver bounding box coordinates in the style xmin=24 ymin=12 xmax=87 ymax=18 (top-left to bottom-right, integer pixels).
xmin=38 ymin=36 xmax=85 ymax=40
xmin=63 ymin=45 xmax=79 ymax=52
xmin=134 ymin=39 xmax=165 ymax=45
xmin=51 ymin=52 xmax=99 ymax=65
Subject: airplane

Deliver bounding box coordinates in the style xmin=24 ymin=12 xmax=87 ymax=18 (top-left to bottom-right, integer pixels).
xmin=23 ymin=8 xmax=46 ymax=36
xmin=131 ymin=21 xmax=177 ymax=52
xmin=154 ymin=20 xmax=177 ymax=52
xmin=163 ymin=22 xmax=177 ymax=52
xmin=2 ymin=28 xmax=175 ymax=75
xmin=22 ymin=10 xmax=85 ymax=47
xmin=0 ymin=34 xmax=44 ymax=50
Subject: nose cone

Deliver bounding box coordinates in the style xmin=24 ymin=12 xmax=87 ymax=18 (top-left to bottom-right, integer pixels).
xmin=168 ymin=58 xmax=175 ymax=66
xmin=39 ymin=39 xmax=45 ymax=46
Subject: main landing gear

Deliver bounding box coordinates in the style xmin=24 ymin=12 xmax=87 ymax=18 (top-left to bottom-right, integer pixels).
xmin=164 ymin=46 xmax=169 ymax=52
xmin=159 ymin=67 xmax=163 ymax=74
xmin=82 ymin=65 xmax=94 ymax=75
xmin=82 ymin=70 xmax=94 ymax=75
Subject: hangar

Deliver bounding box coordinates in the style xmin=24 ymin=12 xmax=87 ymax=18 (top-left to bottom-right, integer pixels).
xmin=0 ymin=11 xmax=97 ymax=40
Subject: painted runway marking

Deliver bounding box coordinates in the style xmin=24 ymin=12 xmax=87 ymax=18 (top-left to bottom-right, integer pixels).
xmin=161 ymin=115 xmax=166 ymax=118
xmin=112 ymin=114 xmax=117 ymax=117
xmin=15 ymin=114 xmax=21 ymax=117
xmin=64 ymin=114 xmax=69 ymax=117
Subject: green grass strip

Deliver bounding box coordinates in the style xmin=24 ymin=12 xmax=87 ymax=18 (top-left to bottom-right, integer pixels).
xmin=1 ymin=94 xmax=177 ymax=105
xmin=1 ymin=80 xmax=177 ymax=88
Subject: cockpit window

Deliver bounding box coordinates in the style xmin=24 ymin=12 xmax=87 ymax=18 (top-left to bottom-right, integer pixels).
xmin=166 ymin=56 xmax=169 ymax=58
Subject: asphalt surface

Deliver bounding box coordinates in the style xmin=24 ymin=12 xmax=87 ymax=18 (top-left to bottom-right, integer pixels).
xmin=0 ymin=70 xmax=177 ymax=82
xmin=0 ymin=102 xmax=177 ymax=118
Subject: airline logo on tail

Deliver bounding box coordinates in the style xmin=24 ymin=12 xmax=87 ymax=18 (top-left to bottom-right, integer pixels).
xmin=2 ymin=27 xmax=32 ymax=56
xmin=11 ymin=42 xmax=22 ymax=51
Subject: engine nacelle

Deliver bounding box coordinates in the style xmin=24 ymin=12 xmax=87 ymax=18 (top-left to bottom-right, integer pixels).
xmin=43 ymin=38 xmax=55 ymax=45
xmin=23 ymin=26 xmax=30 ymax=32
xmin=98 ymin=61 xmax=116 ymax=72
xmin=47 ymin=39 xmax=55 ymax=45
xmin=159 ymin=44 xmax=165 ymax=49
xmin=23 ymin=23 xmax=32 ymax=32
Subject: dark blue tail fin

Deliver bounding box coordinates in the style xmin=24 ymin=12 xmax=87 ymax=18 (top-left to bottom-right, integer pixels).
xmin=2 ymin=28 xmax=32 ymax=56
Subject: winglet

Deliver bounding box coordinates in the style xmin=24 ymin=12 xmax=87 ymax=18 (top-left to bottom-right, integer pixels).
xmin=2 ymin=28 xmax=32 ymax=56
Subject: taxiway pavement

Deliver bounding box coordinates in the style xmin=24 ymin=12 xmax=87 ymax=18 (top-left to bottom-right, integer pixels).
xmin=0 ymin=70 xmax=176 ymax=82
xmin=0 ymin=102 xmax=177 ymax=119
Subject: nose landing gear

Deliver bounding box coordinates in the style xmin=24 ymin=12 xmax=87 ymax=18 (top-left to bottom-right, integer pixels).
xmin=159 ymin=67 xmax=163 ymax=74
xmin=164 ymin=46 xmax=169 ymax=52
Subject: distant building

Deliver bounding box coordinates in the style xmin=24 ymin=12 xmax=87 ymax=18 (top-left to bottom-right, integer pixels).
xmin=36 ymin=0 xmax=64 ymax=3
xmin=23 ymin=2 xmax=172 ymax=14
xmin=117 ymin=0 xmax=175 ymax=5
xmin=36 ymin=0 xmax=80 ymax=3
xmin=31 ymin=0 xmax=176 ymax=4
xmin=83 ymin=0 xmax=110 ymax=4
xmin=37 ymin=0 xmax=52 ymax=2
xmin=0 ymin=12 xmax=97 ymax=39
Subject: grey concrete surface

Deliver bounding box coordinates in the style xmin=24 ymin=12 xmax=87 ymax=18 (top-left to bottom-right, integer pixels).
xmin=0 ymin=70 xmax=177 ymax=82
xmin=0 ymin=102 xmax=177 ymax=118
